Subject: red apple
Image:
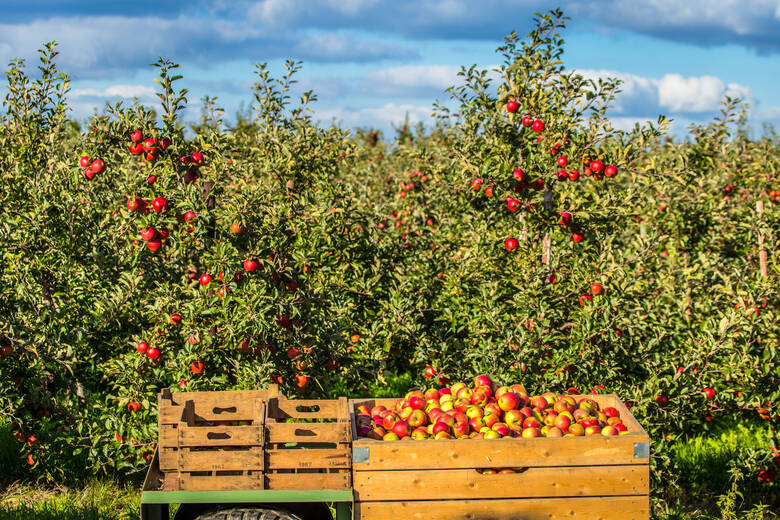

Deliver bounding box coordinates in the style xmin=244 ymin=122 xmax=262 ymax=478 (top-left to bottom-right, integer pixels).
xmin=498 ymin=392 xmax=520 ymax=412
xmin=521 ymin=427 xmax=541 ymax=438
xmin=506 ymin=100 xmax=519 ymax=113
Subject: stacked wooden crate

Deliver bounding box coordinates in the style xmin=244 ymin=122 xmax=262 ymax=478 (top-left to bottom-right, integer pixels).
xmin=153 ymin=386 xmax=351 ymax=492
xmin=350 ymin=394 xmax=650 ymax=520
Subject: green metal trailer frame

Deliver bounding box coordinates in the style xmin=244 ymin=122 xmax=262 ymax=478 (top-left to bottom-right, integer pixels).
xmin=140 ymin=489 xmax=353 ymax=520
xmin=140 ymin=450 xmax=353 ymax=520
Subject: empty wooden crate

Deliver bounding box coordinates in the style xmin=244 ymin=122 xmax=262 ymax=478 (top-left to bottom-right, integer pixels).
xmin=157 ymin=387 xmax=277 ymax=491
xmin=264 ymin=396 xmax=352 ymax=490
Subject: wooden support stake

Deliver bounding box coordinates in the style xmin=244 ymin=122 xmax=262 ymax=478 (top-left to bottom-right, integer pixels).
xmin=757 ymin=200 xmax=768 ymax=279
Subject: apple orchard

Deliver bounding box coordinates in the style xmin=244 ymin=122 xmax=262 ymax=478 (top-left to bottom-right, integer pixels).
xmin=0 ymin=10 xmax=778 ymax=511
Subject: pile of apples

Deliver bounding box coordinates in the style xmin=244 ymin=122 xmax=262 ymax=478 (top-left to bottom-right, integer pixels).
xmin=355 ymin=375 xmax=631 ymax=440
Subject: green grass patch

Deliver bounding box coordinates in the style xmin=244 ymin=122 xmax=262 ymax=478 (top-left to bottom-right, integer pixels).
xmin=0 ymin=481 xmax=142 ymax=520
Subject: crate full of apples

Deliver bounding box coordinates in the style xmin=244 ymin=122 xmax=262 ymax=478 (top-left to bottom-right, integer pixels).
xmin=350 ymin=375 xmax=650 ymax=520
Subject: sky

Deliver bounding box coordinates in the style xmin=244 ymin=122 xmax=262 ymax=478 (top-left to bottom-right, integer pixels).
xmin=1 ymin=0 xmax=779 ymax=137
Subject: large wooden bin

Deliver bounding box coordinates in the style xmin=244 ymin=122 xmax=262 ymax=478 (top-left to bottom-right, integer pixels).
xmin=350 ymin=394 xmax=650 ymax=520
xmin=264 ymin=396 xmax=352 ymax=491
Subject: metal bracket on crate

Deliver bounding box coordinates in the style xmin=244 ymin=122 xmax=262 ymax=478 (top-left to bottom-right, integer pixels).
xmin=633 ymin=442 xmax=650 ymax=459
xmin=353 ymin=446 xmax=370 ymax=463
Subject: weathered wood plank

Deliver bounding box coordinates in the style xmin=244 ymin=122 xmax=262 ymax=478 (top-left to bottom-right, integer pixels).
xmin=177 ymin=473 xmax=263 ymax=491
xmin=177 ymin=425 xmax=263 ymax=447
xmin=266 ymin=471 xmax=351 ymax=490
xmin=356 ymin=495 xmax=650 ymax=520
xmin=178 ymin=447 xmax=264 ymax=471
xmin=354 ymin=465 xmax=648 ymax=501
xmin=266 ymin=448 xmax=350 ymax=469
xmin=266 ymin=422 xmax=350 ymax=444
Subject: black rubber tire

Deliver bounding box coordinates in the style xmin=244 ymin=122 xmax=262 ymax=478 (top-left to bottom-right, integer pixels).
xmin=192 ymin=507 xmax=304 ymax=520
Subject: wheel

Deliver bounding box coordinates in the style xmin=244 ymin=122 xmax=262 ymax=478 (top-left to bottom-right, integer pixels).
xmin=192 ymin=507 xmax=303 ymax=520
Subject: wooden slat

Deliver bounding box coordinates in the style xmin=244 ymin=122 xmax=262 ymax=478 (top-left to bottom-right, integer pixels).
xmin=354 ymin=465 xmax=648 ymax=501
xmin=158 ymin=447 xmax=177 ymax=471
xmin=158 ymin=387 xmax=277 ymax=424
xmin=178 ymin=473 xmax=263 ymax=491
xmin=177 ymin=425 xmax=263 ymax=447
xmin=267 ymin=448 xmax=350 ymax=469
xmin=178 ymin=447 xmax=264 ymax=471
xmin=356 ymin=496 xmax=650 ymax=520
xmin=352 ymin=433 xmax=647 ymax=471
xmin=272 ymin=397 xmax=345 ymax=419
xmin=266 ymin=471 xmax=351 ymax=490
xmin=266 ymin=422 xmax=350 ymax=443
xmin=159 ymin=425 xmax=178 ymax=449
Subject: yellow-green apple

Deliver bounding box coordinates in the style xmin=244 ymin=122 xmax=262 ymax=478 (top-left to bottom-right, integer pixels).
xmin=521 ymin=427 xmax=541 ymax=438
xmin=485 ymin=403 xmax=502 ymax=417
xmin=483 ymin=430 xmax=501 ymax=439
xmin=435 ymin=431 xmax=453 ymax=439
xmin=450 ymin=382 xmax=466 ymax=395
xmin=399 ymin=406 xmax=413 ymax=420
xmin=408 ymin=410 xmax=428 ymax=428
xmin=466 ymin=405 xmax=485 ymax=419
xmin=425 ymin=401 xmax=441 ymax=413
xmin=568 ymin=423 xmax=585 ymax=436
xmin=383 ymin=432 xmax=400 ymax=441
xmin=585 ymin=425 xmax=602 ymax=436
xmin=495 ymin=386 xmax=512 ymax=399
xmin=439 ymin=393 xmax=454 ymax=404
xmin=504 ymin=409 xmax=524 ymax=426
xmin=440 ymin=400 xmax=455 ymax=412
xmin=544 ymin=413 xmax=558 ymax=426
xmin=573 ymin=409 xmax=590 ymax=421
xmin=541 ymin=392 xmax=557 ymax=405
xmin=456 ymin=387 xmax=474 ymax=401
xmin=601 ymin=426 xmax=618 ymax=436
xmin=411 ymin=427 xmax=428 ymax=440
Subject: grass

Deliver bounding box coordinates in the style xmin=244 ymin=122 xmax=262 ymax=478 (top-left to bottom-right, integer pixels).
xmin=0 ymin=481 xmax=142 ymax=520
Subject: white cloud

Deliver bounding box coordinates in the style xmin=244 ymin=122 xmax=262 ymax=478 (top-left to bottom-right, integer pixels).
xmin=71 ymin=85 xmax=157 ymax=100
xmin=316 ymin=103 xmax=432 ymax=130
xmin=576 ymin=69 xmax=752 ymax=115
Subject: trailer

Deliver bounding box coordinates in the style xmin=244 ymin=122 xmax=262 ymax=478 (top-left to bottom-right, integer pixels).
xmin=141 ymin=386 xmax=650 ymax=520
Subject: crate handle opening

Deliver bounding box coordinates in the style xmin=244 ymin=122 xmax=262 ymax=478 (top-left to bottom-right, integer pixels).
xmin=212 ymin=406 xmax=237 ymax=415
xmin=295 ymin=404 xmax=321 ymax=413
xmin=293 ymin=428 xmax=318 ymax=437
xmin=476 ymin=467 xmax=529 ymax=475
xmin=206 ymin=432 xmax=232 ymax=440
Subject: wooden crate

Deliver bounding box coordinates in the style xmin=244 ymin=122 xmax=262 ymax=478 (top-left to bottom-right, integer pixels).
xmin=264 ymin=396 xmax=352 ymax=490
xmin=350 ymin=394 xmax=650 ymax=520
xmin=157 ymin=386 xmax=277 ymax=491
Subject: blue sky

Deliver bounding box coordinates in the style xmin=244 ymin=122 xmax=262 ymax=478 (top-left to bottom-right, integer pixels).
xmin=2 ymin=1 xmax=779 ymax=136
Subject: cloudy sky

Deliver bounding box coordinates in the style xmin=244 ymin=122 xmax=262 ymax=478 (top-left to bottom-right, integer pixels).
xmin=2 ymin=0 xmax=779 ymax=136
